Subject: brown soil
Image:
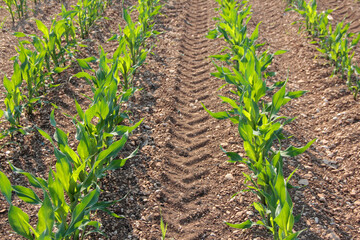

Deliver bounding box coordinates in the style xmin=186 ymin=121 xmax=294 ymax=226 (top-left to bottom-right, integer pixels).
xmin=0 ymin=0 xmax=359 ymax=239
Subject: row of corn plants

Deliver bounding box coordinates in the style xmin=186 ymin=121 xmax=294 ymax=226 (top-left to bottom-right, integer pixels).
xmin=3 ymin=0 xmax=30 ymax=23
xmin=2 ymin=0 xmax=108 ymax=29
xmin=204 ymin=0 xmax=315 ymax=239
xmin=0 ymin=0 xmax=116 ymax=138
xmin=0 ymin=14 xmax=79 ymax=139
xmin=0 ymin=0 xmax=162 ymax=238
xmin=286 ymin=0 xmax=360 ymax=99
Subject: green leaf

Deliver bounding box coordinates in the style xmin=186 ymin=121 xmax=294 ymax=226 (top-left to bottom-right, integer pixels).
xmin=37 ymin=127 xmax=54 ymax=146
xmin=8 ymin=205 xmax=32 ymax=239
xmin=9 ymin=163 xmax=47 ymax=189
xmin=77 ymin=59 xmax=93 ymax=70
xmin=225 ymin=219 xmax=254 ymax=229
xmin=284 ymin=229 xmax=306 ymax=240
xmin=13 ymin=185 xmax=41 ymax=204
xmin=221 ymin=148 xmax=244 ymax=163
xmin=13 ymin=32 xmax=27 ymax=38
xmin=274 ymin=50 xmax=288 ymax=55
xmin=54 ymin=128 xmax=68 ymax=147
xmin=105 ymin=148 xmax=138 ymax=172
xmin=75 ymin=99 xmax=84 ymax=121
xmin=73 ymin=72 xmax=93 ymax=81
xmin=65 ymin=189 xmax=100 ymax=236
xmin=272 ymin=83 xmax=286 ymax=115
xmin=202 ymin=103 xmax=229 ymax=119
xmin=35 ymin=19 xmax=49 ymax=39
xmin=274 ymin=201 xmax=291 ymax=234
xmin=280 ymin=139 xmax=316 ymax=157
xmin=206 ymin=29 xmax=218 ymax=39
xmin=96 ymin=133 xmax=129 ymax=163
xmin=54 ymin=148 xmax=72 ymax=193
xmin=53 ymin=66 xmax=70 ymax=74
xmin=286 ymin=90 xmax=307 ymax=99
xmin=0 ymin=171 xmax=12 ymax=204
xmin=50 ymin=109 xmax=56 ymax=127
xmin=36 ymin=193 xmax=54 ymax=235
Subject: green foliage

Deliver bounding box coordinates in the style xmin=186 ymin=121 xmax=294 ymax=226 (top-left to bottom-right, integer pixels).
xmin=0 ymin=0 xmax=162 ymax=238
xmin=15 ymin=17 xmax=78 ymax=74
xmin=289 ymin=0 xmax=332 ymax=37
xmin=205 ymin=0 xmax=314 ymax=239
xmin=1 ymin=61 xmax=26 ymax=137
xmin=288 ymin=0 xmax=360 ymax=99
xmin=0 ymin=167 xmax=106 ymax=240
xmin=13 ymin=42 xmax=46 ymax=115
xmin=160 ymin=209 xmax=168 ymax=240
xmin=72 ymin=0 xmax=109 ymax=39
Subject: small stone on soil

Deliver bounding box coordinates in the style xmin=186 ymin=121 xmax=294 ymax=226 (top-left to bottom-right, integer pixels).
xmin=298 ymin=179 xmax=309 ymax=185
xmin=225 ymin=173 xmax=234 ymax=180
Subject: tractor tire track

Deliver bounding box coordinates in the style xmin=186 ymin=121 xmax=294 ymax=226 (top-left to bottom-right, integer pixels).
xmin=318 ymin=0 xmax=360 ymax=33
xmin=156 ymin=0 xmax=222 ymax=237
xmin=131 ymin=0 xmax=266 ymax=238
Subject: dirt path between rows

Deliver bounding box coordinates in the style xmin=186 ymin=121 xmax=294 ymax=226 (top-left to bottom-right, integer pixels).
xmin=132 ymin=0 xmax=253 ymax=238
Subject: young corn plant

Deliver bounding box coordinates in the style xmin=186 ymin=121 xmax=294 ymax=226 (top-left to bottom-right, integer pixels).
xmin=75 ymin=46 xmax=142 ymax=152
xmin=11 ymin=42 xmax=46 ymax=115
xmin=14 ymin=18 xmax=76 ymax=76
xmin=1 ymin=61 xmax=26 ymax=137
xmin=288 ymin=0 xmax=360 ymax=99
xmin=205 ymin=0 xmax=315 ymax=238
xmin=72 ymin=0 xmax=108 ymax=39
xmin=58 ymin=4 xmax=79 ymax=49
xmin=289 ymin=0 xmax=332 ymax=37
xmin=0 ymin=164 xmax=108 ymax=239
xmin=137 ymin=0 xmax=162 ymax=41
xmin=3 ymin=0 xmax=16 ymax=23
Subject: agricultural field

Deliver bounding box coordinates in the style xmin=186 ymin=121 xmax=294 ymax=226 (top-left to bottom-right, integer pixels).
xmin=0 ymin=0 xmax=359 ymax=239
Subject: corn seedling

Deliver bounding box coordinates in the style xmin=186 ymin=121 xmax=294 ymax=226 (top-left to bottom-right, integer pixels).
xmin=14 ymin=17 xmax=78 ymax=75
xmin=1 ymin=61 xmax=26 ymax=137
xmin=3 ymin=0 xmax=16 ymax=22
xmin=288 ymin=0 xmax=332 ymax=38
xmin=14 ymin=0 xmax=27 ymax=20
xmin=288 ymin=0 xmax=360 ymax=99
xmin=58 ymin=4 xmax=79 ymax=49
xmin=12 ymin=41 xmax=47 ymax=115
xmin=160 ymin=209 xmax=168 ymax=240
xmin=0 ymin=167 xmax=108 ymax=239
xmin=205 ymin=0 xmax=315 ymax=239
xmin=137 ymin=0 xmax=162 ymax=41
xmin=72 ymin=0 xmax=108 ymax=39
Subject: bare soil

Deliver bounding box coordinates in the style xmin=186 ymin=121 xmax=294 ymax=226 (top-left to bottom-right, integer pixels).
xmin=0 ymin=0 xmax=359 ymax=239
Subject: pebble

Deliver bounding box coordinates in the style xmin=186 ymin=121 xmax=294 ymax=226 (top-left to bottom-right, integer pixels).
xmin=315 ymin=217 xmax=319 ymax=223
xmin=318 ymin=194 xmax=326 ymax=202
xmin=323 ymin=159 xmax=336 ymax=165
xmin=298 ymin=179 xmax=309 ymax=186
xmin=354 ymin=200 xmax=360 ymax=206
xmin=350 ymin=189 xmax=357 ymax=196
xmin=225 ymin=173 xmax=234 ymax=180
xmin=326 ymin=230 xmax=340 ymax=240
xmin=235 ymin=212 xmax=242 ymax=217
xmin=246 ymin=211 xmax=254 ymax=216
